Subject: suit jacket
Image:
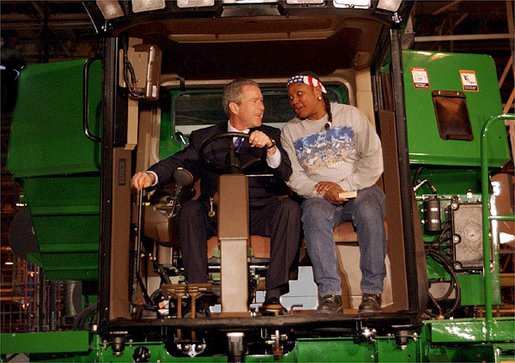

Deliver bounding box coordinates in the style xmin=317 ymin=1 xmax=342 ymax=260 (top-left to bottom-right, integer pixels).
xmin=149 ymin=122 xmax=292 ymax=208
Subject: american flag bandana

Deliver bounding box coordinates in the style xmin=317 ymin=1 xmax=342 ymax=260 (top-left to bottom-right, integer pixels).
xmin=286 ymin=75 xmax=327 ymax=94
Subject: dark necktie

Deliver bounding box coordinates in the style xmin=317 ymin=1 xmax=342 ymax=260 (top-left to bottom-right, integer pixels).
xmin=233 ymin=137 xmax=244 ymax=152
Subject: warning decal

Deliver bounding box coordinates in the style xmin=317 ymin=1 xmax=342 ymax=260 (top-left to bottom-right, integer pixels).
xmin=459 ymin=70 xmax=479 ymax=92
xmin=411 ymin=67 xmax=430 ymax=89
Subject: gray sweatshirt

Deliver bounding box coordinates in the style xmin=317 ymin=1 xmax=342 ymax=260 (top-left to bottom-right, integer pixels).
xmin=281 ymin=103 xmax=383 ymax=198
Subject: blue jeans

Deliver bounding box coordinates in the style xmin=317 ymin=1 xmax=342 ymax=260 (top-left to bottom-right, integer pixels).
xmin=301 ymin=185 xmax=386 ymax=296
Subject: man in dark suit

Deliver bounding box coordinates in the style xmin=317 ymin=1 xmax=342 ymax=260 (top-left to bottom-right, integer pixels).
xmin=131 ymin=78 xmax=301 ymax=309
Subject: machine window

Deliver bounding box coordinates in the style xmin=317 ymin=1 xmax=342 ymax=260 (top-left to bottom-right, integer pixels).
xmin=172 ymin=86 xmax=345 ymax=136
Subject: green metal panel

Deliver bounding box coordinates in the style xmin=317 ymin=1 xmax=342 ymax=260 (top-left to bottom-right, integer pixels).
xmin=7 ymin=59 xmax=102 ymax=177
xmin=23 ymin=176 xmax=100 ymax=280
xmin=21 ymin=336 xmax=419 ymax=362
xmin=458 ymin=273 xmax=501 ymax=306
xmin=0 ymin=331 xmax=90 ymax=354
xmin=411 ymin=168 xmax=482 ymax=195
xmin=424 ymin=225 xmax=500 ymax=307
xmin=160 ymin=91 xmax=184 ymax=159
xmin=403 ymin=51 xmax=509 ymax=167
xmin=425 ymin=344 xmax=497 ymax=362
xmin=420 ymin=318 xmax=515 ymax=362
xmin=426 ymin=317 xmax=515 ymax=343
xmin=426 ymin=255 xmax=451 ymax=280
xmin=294 ymin=337 xmax=418 ymax=362
xmin=4 ymin=328 xmax=513 ymax=362
xmin=497 ymin=343 xmax=515 ymax=363
xmin=6 ymin=59 xmax=102 ymax=281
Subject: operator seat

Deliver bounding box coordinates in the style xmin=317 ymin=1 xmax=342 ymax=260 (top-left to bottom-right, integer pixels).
xmin=144 ymin=179 xmax=392 ymax=311
xmin=207 ymin=214 xmax=392 ymax=311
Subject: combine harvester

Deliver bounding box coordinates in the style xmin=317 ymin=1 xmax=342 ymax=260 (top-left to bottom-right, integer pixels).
xmin=3 ymin=0 xmax=514 ymax=361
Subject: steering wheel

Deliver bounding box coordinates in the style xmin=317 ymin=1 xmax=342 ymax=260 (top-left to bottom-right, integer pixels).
xmin=198 ymin=132 xmax=263 ymax=174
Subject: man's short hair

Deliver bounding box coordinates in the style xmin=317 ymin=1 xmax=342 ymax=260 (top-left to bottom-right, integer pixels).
xmin=223 ymin=78 xmax=259 ymax=116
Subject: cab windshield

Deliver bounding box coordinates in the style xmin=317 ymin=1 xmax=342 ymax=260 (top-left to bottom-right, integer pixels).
xmin=171 ymin=86 xmax=347 ymax=137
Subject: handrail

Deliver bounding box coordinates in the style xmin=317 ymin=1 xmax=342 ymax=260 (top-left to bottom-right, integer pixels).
xmin=83 ymin=55 xmax=102 ymax=142
xmin=480 ymin=113 xmax=515 ymax=340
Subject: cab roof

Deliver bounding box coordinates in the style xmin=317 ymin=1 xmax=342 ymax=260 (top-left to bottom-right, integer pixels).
xmin=84 ymin=2 xmax=413 ymax=78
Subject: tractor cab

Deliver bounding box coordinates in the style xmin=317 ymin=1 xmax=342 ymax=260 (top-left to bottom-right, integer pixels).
xmin=84 ymin=1 xmax=426 ymax=352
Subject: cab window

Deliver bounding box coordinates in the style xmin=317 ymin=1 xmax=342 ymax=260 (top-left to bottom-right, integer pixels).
xmin=171 ymin=85 xmax=346 ymax=138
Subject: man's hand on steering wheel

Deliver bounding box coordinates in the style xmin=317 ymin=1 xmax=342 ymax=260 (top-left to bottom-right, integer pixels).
xmin=249 ymin=130 xmax=276 ymax=154
xmin=199 ymin=132 xmax=270 ymax=174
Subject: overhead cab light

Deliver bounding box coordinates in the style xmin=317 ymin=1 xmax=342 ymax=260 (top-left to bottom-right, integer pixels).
xmin=132 ymin=0 xmax=166 ymax=13
xmin=222 ymin=0 xmax=278 ymax=4
xmin=286 ymin=0 xmax=324 ymax=4
xmin=96 ymin=0 xmax=125 ymax=20
xmin=377 ymin=0 xmax=402 ymax=12
xmin=333 ymin=0 xmax=370 ymax=8
xmin=177 ymin=0 xmax=215 ymax=7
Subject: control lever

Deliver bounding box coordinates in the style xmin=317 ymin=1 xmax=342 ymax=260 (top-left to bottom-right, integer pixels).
xmin=131 ymin=189 xmax=154 ymax=311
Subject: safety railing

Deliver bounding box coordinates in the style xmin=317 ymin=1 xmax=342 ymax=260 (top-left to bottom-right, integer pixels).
xmin=480 ymin=113 xmax=515 ymax=340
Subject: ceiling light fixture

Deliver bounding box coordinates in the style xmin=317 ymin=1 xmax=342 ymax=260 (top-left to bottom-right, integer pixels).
xmin=132 ymin=0 xmax=166 ymax=13
xmin=96 ymin=0 xmax=125 ymax=20
xmin=333 ymin=0 xmax=370 ymax=9
xmin=377 ymin=0 xmax=402 ymax=12
xmin=177 ymin=0 xmax=215 ymax=7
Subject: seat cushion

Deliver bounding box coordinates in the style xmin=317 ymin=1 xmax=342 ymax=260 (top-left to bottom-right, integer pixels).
xmin=207 ymin=235 xmax=271 ymax=259
xmin=333 ymin=221 xmax=388 ymax=244
xmin=333 ymin=222 xmax=358 ymax=243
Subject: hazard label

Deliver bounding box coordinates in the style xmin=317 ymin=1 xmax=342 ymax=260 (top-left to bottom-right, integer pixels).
xmin=459 ymin=70 xmax=479 ymax=92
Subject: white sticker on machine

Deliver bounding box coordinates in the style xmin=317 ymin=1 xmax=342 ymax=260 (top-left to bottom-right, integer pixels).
xmin=411 ymin=67 xmax=430 ymax=89
xmin=459 ymin=70 xmax=479 ymax=92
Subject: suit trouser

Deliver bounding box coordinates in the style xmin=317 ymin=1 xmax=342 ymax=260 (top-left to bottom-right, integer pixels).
xmin=177 ymin=197 xmax=301 ymax=295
